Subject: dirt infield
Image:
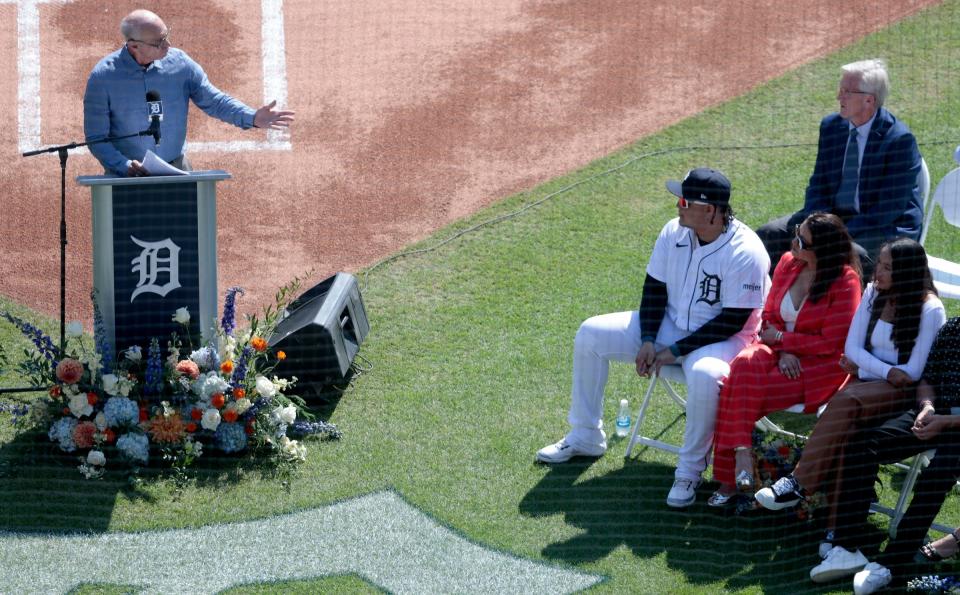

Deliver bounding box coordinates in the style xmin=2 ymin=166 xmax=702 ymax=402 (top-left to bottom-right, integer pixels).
xmin=0 ymin=0 xmax=938 ymax=323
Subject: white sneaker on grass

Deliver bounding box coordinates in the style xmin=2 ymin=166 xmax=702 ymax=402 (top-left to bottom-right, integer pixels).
xmin=853 ymin=562 xmax=892 ymax=595
xmin=536 ymin=438 xmax=605 ymax=463
xmin=810 ymin=545 xmax=868 ymax=583
xmin=666 ymin=478 xmax=700 ymax=508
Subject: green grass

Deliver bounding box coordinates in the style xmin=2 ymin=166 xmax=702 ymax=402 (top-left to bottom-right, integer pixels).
xmin=5 ymin=2 xmax=960 ymax=593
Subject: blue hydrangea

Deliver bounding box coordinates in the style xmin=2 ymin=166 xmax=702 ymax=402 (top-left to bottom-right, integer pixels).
xmin=48 ymin=417 xmax=79 ymax=452
xmin=189 ymin=346 xmax=219 ymax=371
xmin=116 ymin=432 xmax=149 ymax=464
xmin=214 ymin=422 xmax=248 ymax=453
xmin=103 ymin=396 xmax=139 ymax=428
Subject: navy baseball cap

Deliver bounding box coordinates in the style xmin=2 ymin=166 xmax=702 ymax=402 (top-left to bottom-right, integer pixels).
xmin=665 ymin=167 xmax=731 ymax=206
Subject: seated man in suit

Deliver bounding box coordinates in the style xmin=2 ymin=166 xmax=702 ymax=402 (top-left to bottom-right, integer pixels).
xmin=757 ymin=59 xmax=922 ymax=278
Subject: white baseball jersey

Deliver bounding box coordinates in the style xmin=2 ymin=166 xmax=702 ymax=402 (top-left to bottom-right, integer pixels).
xmin=646 ymin=217 xmax=771 ymax=343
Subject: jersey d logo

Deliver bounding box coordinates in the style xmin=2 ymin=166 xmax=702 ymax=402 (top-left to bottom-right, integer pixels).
xmin=696 ymin=272 xmax=722 ymax=306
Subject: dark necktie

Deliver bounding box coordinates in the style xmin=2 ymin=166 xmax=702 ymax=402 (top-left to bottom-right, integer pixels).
xmin=835 ymin=127 xmax=860 ymax=213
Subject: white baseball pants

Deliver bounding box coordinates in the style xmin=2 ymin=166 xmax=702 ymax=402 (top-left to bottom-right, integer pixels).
xmin=565 ymin=310 xmax=750 ymax=481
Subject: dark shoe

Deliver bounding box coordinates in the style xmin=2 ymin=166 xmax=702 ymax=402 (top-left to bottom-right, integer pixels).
xmin=754 ymin=475 xmax=804 ymax=510
xmin=916 ymin=530 xmax=960 ymax=563
xmin=707 ymin=489 xmax=736 ymax=508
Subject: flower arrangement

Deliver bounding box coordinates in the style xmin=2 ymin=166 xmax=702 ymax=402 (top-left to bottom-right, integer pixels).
xmin=1 ymin=280 xmax=340 ymax=479
xmin=733 ymin=430 xmax=813 ymax=516
xmin=908 ymin=575 xmax=960 ymax=594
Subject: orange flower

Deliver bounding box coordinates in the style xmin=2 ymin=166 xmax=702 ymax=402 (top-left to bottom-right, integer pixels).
xmin=222 ymin=409 xmax=238 ymax=423
xmin=86 ymin=392 xmax=98 ymax=406
xmin=233 ymin=388 xmax=246 ymax=399
xmin=250 ymin=336 xmax=267 ymax=352
xmin=186 ymin=422 xmax=198 ymax=433
xmin=276 ymin=350 xmax=287 ymax=361
xmin=211 ymin=393 xmax=226 ymax=409
xmin=103 ymin=428 xmax=116 ymax=444
xmin=49 ymin=386 xmax=62 ymax=398
xmin=244 ymin=422 xmax=255 ymax=435
xmin=190 ymin=407 xmax=203 ymax=421
xmin=147 ymin=413 xmax=186 ymax=443
xmin=221 ymin=360 xmax=234 ymax=374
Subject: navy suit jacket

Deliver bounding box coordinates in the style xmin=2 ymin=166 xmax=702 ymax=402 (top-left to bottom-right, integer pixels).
xmin=802 ymin=107 xmax=923 ymax=252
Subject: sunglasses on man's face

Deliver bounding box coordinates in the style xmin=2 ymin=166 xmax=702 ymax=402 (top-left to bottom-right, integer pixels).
xmin=677 ymin=196 xmax=710 ymax=209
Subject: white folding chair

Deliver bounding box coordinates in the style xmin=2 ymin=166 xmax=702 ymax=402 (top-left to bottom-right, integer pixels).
xmin=868 ymin=448 xmax=953 ymax=538
xmin=625 ymin=365 xmax=687 ymax=457
xmin=625 ymin=366 xmax=818 ymax=459
xmin=920 ymin=151 xmax=960 ymax=300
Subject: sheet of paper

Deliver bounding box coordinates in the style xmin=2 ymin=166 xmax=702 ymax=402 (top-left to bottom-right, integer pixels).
xmin=142 ymin=150 xmax=188 ymax=176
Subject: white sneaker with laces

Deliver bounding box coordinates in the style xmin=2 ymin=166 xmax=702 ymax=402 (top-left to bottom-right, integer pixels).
xmin=853 ymin=562 xmax=892 ymax=595
xmin=666 ymin=478 xmax=700 ymax=508
xmin=536 ymin=438 xmax=605 ymax=463
xmin=810 ymin=545 xmax=869 ymax=583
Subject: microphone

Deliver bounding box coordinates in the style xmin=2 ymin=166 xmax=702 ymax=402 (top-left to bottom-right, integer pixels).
xmin=146 ymin=91 xmax=162 ymax=145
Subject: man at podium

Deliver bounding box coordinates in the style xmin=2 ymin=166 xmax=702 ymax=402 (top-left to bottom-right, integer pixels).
xmin=83 ymin=9 xmax=295 ymax=177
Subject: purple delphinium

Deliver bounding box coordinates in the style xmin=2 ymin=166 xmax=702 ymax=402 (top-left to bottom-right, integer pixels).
xmin=241 ymin=396 xmax=272 ymax=422
xmin=0 ymin=401 xmax=30 ymax=426
xmin=144 ymin=338 xmax=163 ymax=396
xmin=221 ymin=286 xmax=245 ymax=336
xmin=230 ymin=346 xmax=252 ymax=388
xmin=2 ymin=313 xmax=59 ymax=366
xmin=288 ymin=419 xmax=341 ymax=440
xmin=92 ymin=294 xmax=114 ymax=374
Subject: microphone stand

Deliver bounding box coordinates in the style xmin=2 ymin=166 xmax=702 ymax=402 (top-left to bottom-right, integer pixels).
xmin=8 ymin=129 xmax=155 ymax=396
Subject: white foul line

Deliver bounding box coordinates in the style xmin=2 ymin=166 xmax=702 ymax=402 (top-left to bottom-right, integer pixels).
xmin=9 ymin=0 xmax=292 ymax=155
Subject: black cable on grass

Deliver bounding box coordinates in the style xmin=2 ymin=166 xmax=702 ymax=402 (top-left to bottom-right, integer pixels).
xmin=360 ymin=139 xmax=959 ymax=291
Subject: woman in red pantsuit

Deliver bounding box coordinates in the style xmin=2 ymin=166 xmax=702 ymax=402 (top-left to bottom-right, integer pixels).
xmin=708 ymin=213 xmax=862 ymax=506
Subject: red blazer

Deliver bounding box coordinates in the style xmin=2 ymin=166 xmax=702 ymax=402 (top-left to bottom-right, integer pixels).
xmin=762 ymin=252 xmax=862 ymax=411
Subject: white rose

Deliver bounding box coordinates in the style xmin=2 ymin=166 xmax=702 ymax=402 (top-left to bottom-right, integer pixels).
xmin=68 ymin=393 xmax=93 ymax=418
xmin=279 ymin=404 xmax=297 ymax=424
xmin=86 ymin=450 xmax=106 ymax=466
xmin=65 ymin=321 xmax=84 ymax=338
xmin=102 ymin=374 xmax=120 ymax=396
xmin=172 ymin=307 xmax=191 ymax=325
xmin=279 ymin=436 xmax=307 ymax=462
xmin=255 ymin=375 xmax=277 ymax=399
xmin=118 ymin=377 xmax=135 ymax=397
xmin=201 ymin=408 xmax=221 ymax=431
xmin=94 ymin=412 xmax=108 ymax=431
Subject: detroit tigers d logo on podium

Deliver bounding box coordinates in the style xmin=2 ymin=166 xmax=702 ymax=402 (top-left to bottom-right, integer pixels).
xmin=129 ymin=235 xmax=181 ymax=302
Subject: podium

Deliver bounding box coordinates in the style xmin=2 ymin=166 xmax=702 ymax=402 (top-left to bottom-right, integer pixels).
xmin=76 ymin=171 xmax=230 ymax=354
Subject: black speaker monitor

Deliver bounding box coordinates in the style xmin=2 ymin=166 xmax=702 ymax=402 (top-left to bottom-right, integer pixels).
xmin=269 ymin=272 xmax=369 ymax=386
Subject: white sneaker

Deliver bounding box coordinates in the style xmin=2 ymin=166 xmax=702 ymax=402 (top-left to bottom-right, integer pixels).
xmin=818 ymin=540 xmax=834 ymax=559
xmin=853 ymin=562 xmax=892 ymax=595
xmin=810 ymin=545 xmax=869 ymax=583
xmin=536 ymin=438 xmax=605 ymax=463
xmin=666 ymin=478 xmax=701 ymax=508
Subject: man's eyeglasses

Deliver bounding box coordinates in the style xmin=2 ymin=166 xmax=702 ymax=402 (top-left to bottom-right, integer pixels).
xmin=129 ymin=30 xmax=171 ymax=49
xmin=677 ymin=196 xmax=710 ymax=209
xmin=794 ymin=231 xmax=813 ymax=251
xmin=838 ymin=88 xmax=872 ymax=97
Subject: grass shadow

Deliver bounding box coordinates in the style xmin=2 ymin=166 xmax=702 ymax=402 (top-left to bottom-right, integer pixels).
xmin=518 ymin=456 xmax=886 ymax=593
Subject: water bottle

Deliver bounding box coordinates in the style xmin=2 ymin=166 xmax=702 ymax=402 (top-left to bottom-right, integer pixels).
xmin=615 ymin=398 xmax=631 ymax=437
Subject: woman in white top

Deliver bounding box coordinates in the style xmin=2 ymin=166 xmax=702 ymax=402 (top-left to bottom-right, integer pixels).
xmin=755 ymin=238 xmax=946 ymax=534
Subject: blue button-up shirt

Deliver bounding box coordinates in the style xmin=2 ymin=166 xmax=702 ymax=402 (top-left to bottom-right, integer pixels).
xmin=83 ymin=46 xmax=255 ymax=176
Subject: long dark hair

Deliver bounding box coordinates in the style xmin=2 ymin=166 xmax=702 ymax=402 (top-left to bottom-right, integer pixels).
xmin=804 ymin=212 xmax=862 ymax=302
xmin=867 ymin=238 xmax=937 ymax=363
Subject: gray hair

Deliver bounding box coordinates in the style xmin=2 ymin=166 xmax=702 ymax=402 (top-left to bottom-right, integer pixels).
xmin=120 ymin=10 xmax=161 ymax=41
xmin=842 ymin=59 xmax=890 ymax=107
